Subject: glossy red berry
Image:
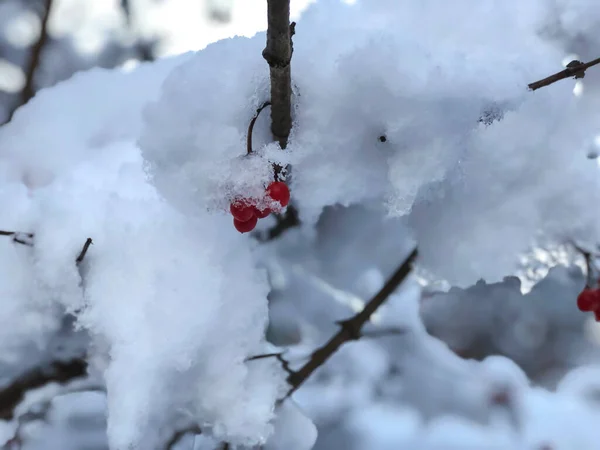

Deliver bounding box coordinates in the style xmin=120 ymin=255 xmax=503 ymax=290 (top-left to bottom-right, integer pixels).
xmin=233 ymin=215 xmax=258 ymax=233
xmin=254 ymin=207 xmax=271 ymax=219
xmin=230 ymin=200 xmax=256 ymax=222
xmin=577 ymin=288 xmax=600 ymax=312
xmin=266 ymin=181 xmax=290 ymax=207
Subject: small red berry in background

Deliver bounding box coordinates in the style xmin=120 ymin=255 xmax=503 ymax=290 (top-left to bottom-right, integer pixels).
xmin=230 ymin=200 xmax=256 ymax=222
xmin=594 ymin=309 xmax=600 ymax=322
xmin=266 ymin=181 xmax=290 ymax=207
xmin=254 ymin=206 xmax=271 ymax=219
xmin=233 ymin=215 xmax=258 ymax=233
xmin=577 ymin=288 xmax=598 ymax=312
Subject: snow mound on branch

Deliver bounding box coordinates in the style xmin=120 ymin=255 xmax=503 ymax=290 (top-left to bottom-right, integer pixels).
xmin=141 ymin=0 xmax=600 ymax=286
xmin=0 ymin=56 xmax=285 ymax=448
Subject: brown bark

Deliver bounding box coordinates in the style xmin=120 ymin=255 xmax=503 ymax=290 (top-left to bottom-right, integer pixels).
xmin=262 ymin=1 xmax=294 ymax=148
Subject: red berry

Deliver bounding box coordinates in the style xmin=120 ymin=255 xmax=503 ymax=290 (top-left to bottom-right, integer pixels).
xmin=230 ymin=200 xmax=255 ymax=222
xmin=594 ymin=309 xmax=600 ymax=322
xmin=266 ymin=181 xmax=290 ymax=207
xmin=233 ymin=216 xmax=258 ymax=233
xmin=254 ymin=207 xmax=271 ymax=219
xmin=577 ymin=288 xmax=600 ymax=312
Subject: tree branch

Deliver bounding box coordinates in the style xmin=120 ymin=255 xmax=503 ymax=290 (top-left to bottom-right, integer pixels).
xmin=75 ymin=238 xmax=93 ymax=265
xmin=6 ymin=0 xmax=53 ymax=123
xmin=0 ymin=359 xmax=88 ymax=421
xmin=284 ymin=247 xmax=418 ymax=398
xmin=528 ymin=57 xmax=600 ymax=91
xmin=263 ymin=1 xmax=294 ymax=148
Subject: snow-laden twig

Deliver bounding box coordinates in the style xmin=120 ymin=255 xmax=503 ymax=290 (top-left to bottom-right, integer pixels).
xmin=284 ymin=247 xmax=418 ymax=398
xmin=528 ymin=57 xmax=600 ymax=91
xmin=1 ymin=379 xmax=103 ymax=449
xmin=263 ymin=1 xmax=294 ymax=148
xmin=0 ymin=359 xmax=88 ymax=421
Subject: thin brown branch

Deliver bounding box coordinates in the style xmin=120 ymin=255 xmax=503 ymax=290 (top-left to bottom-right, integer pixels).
xmin=247 ymin=101 xmax=272 ymax=155
xmin=284 ymin=247 xmax=418 ymax=398
xmin=263 ymin=2 xmax=294 ymax=148
xmin=361 ymin=327 xmax=407 ymax=339
xmin=528 ymin=57 xmax=600 ymax=91
xmin=568 ymin=239 xmax=596 ymax=288
xmin=0 ymin=358 xmax=87 ymax=421
xmin=5 ymin=0 xmax=53 ymax=124
xmin=75 ymin=238 xmax=93 ymax=265
xmin=246 ymin=352 xmax=294 ymax=376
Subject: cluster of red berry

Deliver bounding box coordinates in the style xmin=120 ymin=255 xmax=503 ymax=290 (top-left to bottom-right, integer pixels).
xmin=577 ymin=287 xmax=600 ymax=321
xmin=229 ymin=181 xmax=290 ymax=233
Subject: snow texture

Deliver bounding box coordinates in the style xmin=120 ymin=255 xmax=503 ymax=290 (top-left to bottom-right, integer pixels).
xmin=1 ymin=0 xmax=600 ymax=449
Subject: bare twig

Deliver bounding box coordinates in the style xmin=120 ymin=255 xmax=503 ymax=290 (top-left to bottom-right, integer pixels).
xmin=263 ymin=2 xmax=294 ymax=148
xmin=247 ymin=101 xmax=272 ymax=155
xmin=5 ymin=0 xmax=53 ymax=124
xmin=528 ymin=57 xmax=600 ymax=91
xmin=361 ymin=327 xmax=407 ymax=339
xmin=254 ymin=205 xmax=300 ymax=242
xmin=0 ymin=359 xmax=87 ymax=421
xmin=284 ymin=247 xmax=418 ymax=398
xmin=568 ymin=239 xmax=597 ymax=288
xmin=0 ymin=232 xmax=93 ymax=264
xmin=75 ymin=238 xmax=93 ymax=265
xmin=246 ymin=352 xmax=294 ymax=376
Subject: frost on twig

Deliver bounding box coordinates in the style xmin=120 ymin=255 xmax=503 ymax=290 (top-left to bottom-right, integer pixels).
xmin=284 ymin=247 xmax=418 ymax=398
xmin=528 ymin=57 xmax=600 ymax=91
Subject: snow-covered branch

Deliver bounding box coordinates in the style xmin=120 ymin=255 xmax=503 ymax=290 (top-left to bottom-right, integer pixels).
xmin=0 ymin=358 xmax=88 ymax=421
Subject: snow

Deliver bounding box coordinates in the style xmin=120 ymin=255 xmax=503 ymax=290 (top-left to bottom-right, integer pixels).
xmin=1 ymin=0 xmax=600 ymax=449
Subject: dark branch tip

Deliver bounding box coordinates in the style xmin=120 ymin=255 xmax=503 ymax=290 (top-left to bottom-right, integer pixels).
xmin=336 ymin=319 xmax=362 ymax=340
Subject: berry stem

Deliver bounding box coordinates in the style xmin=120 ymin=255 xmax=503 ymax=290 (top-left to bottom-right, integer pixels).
xmin=246 ymin=101 xmax=272 ymax=155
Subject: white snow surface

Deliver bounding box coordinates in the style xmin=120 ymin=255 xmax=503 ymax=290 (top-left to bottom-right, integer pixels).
xmin=1 ymin=0 xmax=600 ymax=449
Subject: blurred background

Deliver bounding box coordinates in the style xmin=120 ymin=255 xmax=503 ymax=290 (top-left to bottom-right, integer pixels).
xmin=0 ymin=0 xmax=315 ymax=124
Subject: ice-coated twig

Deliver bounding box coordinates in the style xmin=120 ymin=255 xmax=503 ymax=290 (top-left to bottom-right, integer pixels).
xmin=528 ymin=57 xmax=600 ymax=91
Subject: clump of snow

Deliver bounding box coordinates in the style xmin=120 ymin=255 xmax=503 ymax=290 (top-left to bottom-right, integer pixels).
xmin=264 ymin=401 xmax=318 ymax=450
xmin=0 ymin=47 xmax=285 ymax=450
xmin=2 ymin=0 xmax=600 ymax=448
